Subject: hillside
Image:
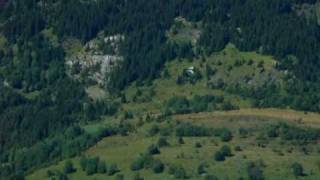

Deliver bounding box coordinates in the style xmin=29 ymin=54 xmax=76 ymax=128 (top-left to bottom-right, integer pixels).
xmin=26 ymin=46 xmax=320 ymax=179
xmin=1 ymin=0 xmax=320 ymax=180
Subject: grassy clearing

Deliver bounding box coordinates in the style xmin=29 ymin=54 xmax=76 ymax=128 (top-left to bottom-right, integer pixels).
xmin=28 ymin=107 xmax=320 ymax=180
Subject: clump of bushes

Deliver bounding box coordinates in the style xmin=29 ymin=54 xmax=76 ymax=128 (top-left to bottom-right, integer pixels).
xmin=131 ymin=154 xmax=165 ymax=174
xmin=168 ymin=165 xmax=187 ymax=179
xmin=291 ymin=162 xmax=304 ymax=177
xmin=214 ymin=145 xmax=232 ymax=161
xmin=266 ymin=123 xmax=320 ymax=145
xmin=247 ymin=160 xmax=265 ymax=180
xmin=165 ymin=95 xmax=237 ymax=115
xmin=80 ymin=156 xmax=117 ymax=176
xmin=157 ymin=137 xmax=170 ymax=147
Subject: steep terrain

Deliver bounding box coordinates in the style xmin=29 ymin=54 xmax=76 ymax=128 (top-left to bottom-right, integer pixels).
xmin=1 ymin=0 xmax=320 ymax=180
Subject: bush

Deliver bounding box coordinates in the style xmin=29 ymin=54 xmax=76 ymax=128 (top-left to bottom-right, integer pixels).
xmin=63 ymin=160 xmax=76 ymax=174
xmin=291 ymin=162 xmax=304 ymax=177
xmin=152 ymin=160 xmax=165 ymax=173
xmin=234 ymin=145 xmax=242 ymax=151
xmin=133 ymin=173 xmax=144 ymax=180
xmin=178 ymin=137 xmax=185 ymax=144
xmin=197 ymin=163 xmax=206 ymax=175
xmin=148 ymin=125 xmax=160 ymax=136
xmin=108 ymin=164 xmax=120 ymax=176
xmin=80 ymin=156 xmax=87 ymax=171
xmin=147 ymin=144 xmax=160 ymax=155
xmin=214 ymin=150 xmax=225 ymax=161
xmin=97 ymin=160 xmax=107 ymax=174
xmin=195 ymin=142 xmax=202 ymax=148
xmin=131 ymin=158 xmax=145 ymax=171
xmin=204 ymin=174 xmax=218 ymax=180
xmin=85 ymin=157 xmax=99 ymax=175
xmin=115 ymin=174 xmax=124 ymax=180
xmin=173 ymin=166 xmax=187 ymax=179
xmin=247 ymin=161 xmax=264 ymax=180
xmin=157 ymin=137 xmax=169 ymax=147
xmin=214 ymin=146 xmax=232 ymax=161
xmin=220 ymin=145 xmax=232 ymax=157
xmin=220 ymin=129 xmax=233 ymax=142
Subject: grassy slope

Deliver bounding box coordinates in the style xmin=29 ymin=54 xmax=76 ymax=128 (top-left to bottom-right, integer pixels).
xmin=27 ymin=108 xmax=320 ymax=180
xmin=26 ymin=30 xmax=319 ymax=180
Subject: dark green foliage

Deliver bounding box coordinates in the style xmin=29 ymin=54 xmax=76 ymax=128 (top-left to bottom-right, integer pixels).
xmin=214 ymin=150 xmax=225 ymax=161
xmin=147 ymin=144 xmax=160 ymax=155
xmin=178 ymin=137 xmax=185 ymax=144
xmin=166 ymin=96 xmax=190 ymax=114
xmin=115 ymin=174 xmax=124 ymax=180
xmin=166 ymin=95 xmax=234 ymax=115
xmin=80 ymin=156 xmax=87 ymax=171
xmin=97 ymin=160 xmax=107 ymax=174
xmin=205 ymin=64 xmax=216 ymax=79
xmin=204 ymin=175 xmax=218 ymax=180
xmin=85 ymin=157 xmax=99 ymax=175
xmin=247 ymin=161 xmax=265 ymax=180
xmin=148 ymin=125 xmax=160 ymax=136
xmin=152 ymin=160 xmax=165 ymax=173
xmin=291 ymin=162 xmax=304 ymax=177
xmin=63 ymin=160 xmax=76 ymax=174
xmin=133 ymin=173 xmax=144 ymax=180
xmin=157 ymin=137 xmax=170 ymax=147
xmin=266 ymin=123 xmax=320 ymax=144
xmin=176 ymin=122 xmax=233 ymax=140
xmin=220 ymin=146 xmax=232 ymax=156
xmin=195 ymin=142 xmax=202 ymax=148
xmin=131 ymin=154 xmax=165 ymax=174
xmin=214 ymin=145 xmax=232 ymax=162
xmin=131 ymin=159 xmax=145 ymax=171
xmin=108 ymin=164 xmax=120 ymax=176
xmin=220 ymin=129 xmax=233 ymax=142
xmin=197 ymin=162 xmax=206 ymax=175
xmin=173 ymin=165 xmax=187 ymax=179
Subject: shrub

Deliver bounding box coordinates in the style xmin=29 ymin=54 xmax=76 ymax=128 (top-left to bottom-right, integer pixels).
xmin=214 ymin=151 xmax=225 ymax=161
xmin=173 ymin=166 xmax=187 ymax=179
xmin=131 ymin=154 xmax=154 ymax=171
xmin=85 ymin=157 xmax=99 ymax=175
xmin=234 ymin=145 xmax=242 ymax=151
xmin=214 ymin=146 xmax=232 ymax=161
xmin=80 ymin=156 xmax=87 ymax=171
xmin=247 ymin=161 xmax=264 ymax=180
xmin=291 ymin=162 xmax=304 ymax=177
xmin=197 ymin=163 xmax=206 ymax=175
xmin=131 ymin=158 xmax=144 ymax=171
xmin=108 ymin=164 xmax=120 ymax=176
xmin=195 ymin=142 xmax=202 ymax=148
xmin=152 ymin=160 xmax=165 ymax=173
xmin=157 ymin=137 xmax=169 ymax=147
xmin=220 ymin=145 xmax=232 ymax=157
xmin=178 ymin=137 xmax=185 ymax=144
xmin=64 ymin=160 xmax=76 ymax=174
xmin=97 ymin=160 xmax=107 ymax=174
xmin=115 ymin=174 xmax=124 ymax=180
xmin=147 ymin=144 xmax=160 ymax=155
xmin=220 ymin=129 xmax=233 ymax=142
xmin=133 ymin=173 xmax=144 ymax=180
xmin=148 ymin=125 xmax=160 ymax=136
xmin=204 ymin=174 xmax=218 ymax=180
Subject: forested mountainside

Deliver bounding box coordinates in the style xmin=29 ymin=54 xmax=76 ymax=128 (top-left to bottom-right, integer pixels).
xmin=1 ymin=0 xmax=320 ymax=179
